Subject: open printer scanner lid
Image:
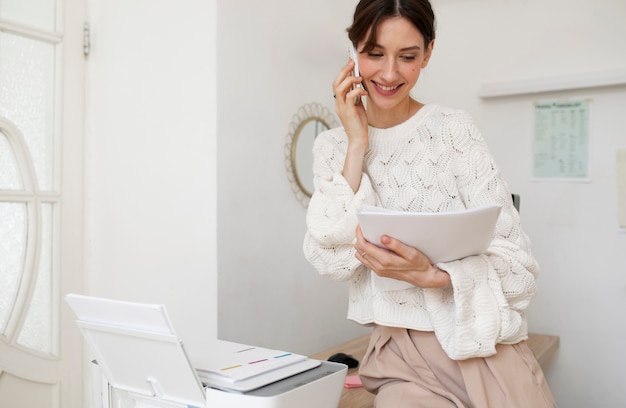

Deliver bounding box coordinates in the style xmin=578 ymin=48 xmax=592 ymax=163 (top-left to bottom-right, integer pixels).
xmin=65 ymin=293 xmax=206 ymax=408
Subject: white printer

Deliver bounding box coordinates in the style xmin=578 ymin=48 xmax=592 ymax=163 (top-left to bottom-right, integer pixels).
xmin=66 ymin=294 xmax=346 ymax=408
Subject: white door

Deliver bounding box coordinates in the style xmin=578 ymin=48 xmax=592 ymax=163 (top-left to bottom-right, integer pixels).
xmin=0 ymin=0 xmax=86 ymax=407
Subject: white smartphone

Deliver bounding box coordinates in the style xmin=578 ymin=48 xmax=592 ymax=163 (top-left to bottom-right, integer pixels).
xmin=348 ymin=43 xmax=360 ymax=78
xmin=348 ymin=42 xmax=361 ymax=103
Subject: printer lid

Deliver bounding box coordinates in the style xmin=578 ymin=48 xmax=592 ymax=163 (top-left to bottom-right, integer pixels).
xmin=66 ymin=294 xmax=206 ymax=408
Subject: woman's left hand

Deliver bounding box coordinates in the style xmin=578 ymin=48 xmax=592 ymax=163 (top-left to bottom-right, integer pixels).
xmin=354 ymin=225 xmax=451 ymax=288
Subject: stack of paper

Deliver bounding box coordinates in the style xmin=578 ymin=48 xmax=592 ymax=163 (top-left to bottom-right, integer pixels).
xmin=196 ymin=344 xmax=320 ymax=393
xmin=357 ymin=204 xmax=501 ymax=291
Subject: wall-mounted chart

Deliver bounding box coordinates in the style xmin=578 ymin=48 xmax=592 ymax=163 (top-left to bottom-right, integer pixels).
xmin=532 ymin=99 xmax=591 ymax=180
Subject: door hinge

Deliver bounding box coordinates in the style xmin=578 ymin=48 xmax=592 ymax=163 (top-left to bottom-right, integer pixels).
xmin=83 ymin=22 xmax=91 ymax=57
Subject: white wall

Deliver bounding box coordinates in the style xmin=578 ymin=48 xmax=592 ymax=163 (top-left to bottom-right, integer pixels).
xmin=85 ymin=0 xmax=626 ymax=407
xmin=85 ymin=0 xmax=217 ymax=367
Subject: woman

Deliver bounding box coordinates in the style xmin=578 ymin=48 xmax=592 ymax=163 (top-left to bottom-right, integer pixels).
xmin=303 ymin=0 xmax=556 ymax=406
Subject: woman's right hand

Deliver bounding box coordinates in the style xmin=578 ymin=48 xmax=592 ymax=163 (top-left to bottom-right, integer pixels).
xmin=333 ymin=59 xmax=369 ymax=192
xmin=332 ymin=59 xmax=368 ymax=145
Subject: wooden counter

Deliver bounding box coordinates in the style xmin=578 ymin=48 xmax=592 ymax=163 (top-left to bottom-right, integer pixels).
xmin=311 ymin=333 xmax=559 ymax=408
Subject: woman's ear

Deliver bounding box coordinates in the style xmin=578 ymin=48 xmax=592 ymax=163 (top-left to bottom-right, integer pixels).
xmin=422 ymin=40 xmax=435 ymax=68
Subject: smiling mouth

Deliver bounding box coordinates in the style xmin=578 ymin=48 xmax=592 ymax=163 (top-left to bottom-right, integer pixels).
xmin=374 ymin=82 xmax=403 ymax=93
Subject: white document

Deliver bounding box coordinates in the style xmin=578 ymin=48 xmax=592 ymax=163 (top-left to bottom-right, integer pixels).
xmin=197 ymin=359 xmax=321 ymax=393
xmin=357 ymin=204 xmax=501 ymax=291
xmin=196 ymin=346 xmax=308 ymax=383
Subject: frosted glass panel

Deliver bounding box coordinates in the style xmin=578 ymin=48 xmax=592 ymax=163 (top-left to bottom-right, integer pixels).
xmin=0 ymin=32 xmax=56 ymax=191
xmin=0 ymin=203 xmax=27 ymax=334
xmin=0 ymin=0 xmax=57 ymax=31
xmin=17 ymin=203 xmax=54 ymax=355
xmin=0 ymin=131 xmax=23 ymax=190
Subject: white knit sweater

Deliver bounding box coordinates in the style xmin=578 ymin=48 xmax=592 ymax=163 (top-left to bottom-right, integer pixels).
xmin=303 ymin=104 xmax=539 ymax=360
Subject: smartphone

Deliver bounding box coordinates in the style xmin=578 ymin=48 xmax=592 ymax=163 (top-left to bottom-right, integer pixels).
xmin=348 ymin=43 xmax=360 ymax=78
xmin=348 ymin=42 xmax=361 ymax=104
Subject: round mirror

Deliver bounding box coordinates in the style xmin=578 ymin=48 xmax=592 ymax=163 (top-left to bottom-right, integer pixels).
xmin=293 ymin=118 xmax=328 ymax=197
xmin=284 ymin=103 xmax=338 ymax=207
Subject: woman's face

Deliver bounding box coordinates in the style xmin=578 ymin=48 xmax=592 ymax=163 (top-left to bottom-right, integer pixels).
xmin=357 ymin=16 xmax=433 ymax=112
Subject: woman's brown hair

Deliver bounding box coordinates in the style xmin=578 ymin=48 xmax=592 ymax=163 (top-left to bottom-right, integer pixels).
xmin=347 ymin=0 xmax=436 ymax=52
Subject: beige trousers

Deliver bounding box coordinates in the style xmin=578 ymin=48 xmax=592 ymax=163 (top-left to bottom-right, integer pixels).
xmin=359 ymin=325 xmax=557 ymax=408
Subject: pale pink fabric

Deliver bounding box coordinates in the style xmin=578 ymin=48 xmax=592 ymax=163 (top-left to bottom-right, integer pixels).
xmin=359 ymin=325 xmax=557 ymax=408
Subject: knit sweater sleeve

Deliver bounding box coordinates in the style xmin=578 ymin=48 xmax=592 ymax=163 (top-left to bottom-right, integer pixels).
xmin=423 ymin=113 xmax=539 ymax=360
xmin=303 ymin=129 xmax=377 ymax=282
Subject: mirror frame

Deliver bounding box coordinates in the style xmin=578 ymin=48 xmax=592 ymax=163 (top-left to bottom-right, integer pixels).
xmin=284 ymin=102 xmax=338 ymax=207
